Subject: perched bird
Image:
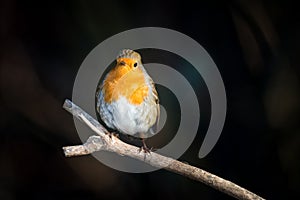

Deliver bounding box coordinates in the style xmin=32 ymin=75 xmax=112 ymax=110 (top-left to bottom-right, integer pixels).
xmin=96 ymin=49 xmax=160 ymax=151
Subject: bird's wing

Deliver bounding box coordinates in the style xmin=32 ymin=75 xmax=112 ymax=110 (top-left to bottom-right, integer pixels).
xmin=150 ymin=81 xmax=160 ymax=135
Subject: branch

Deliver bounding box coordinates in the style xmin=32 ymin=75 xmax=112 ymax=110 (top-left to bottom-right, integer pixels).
xmin=62 ymin=99 xmax=264 ymax=200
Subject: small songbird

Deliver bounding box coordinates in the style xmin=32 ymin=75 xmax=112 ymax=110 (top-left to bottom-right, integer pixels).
xmin=96 ymin=49 xmax=160 ymax=151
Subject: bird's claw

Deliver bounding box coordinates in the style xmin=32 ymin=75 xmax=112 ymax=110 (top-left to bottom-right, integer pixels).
xmin=106 ymin=132 xmax=119 ymax=139
xmin=138 ymin=145 xmax=153 ymax=154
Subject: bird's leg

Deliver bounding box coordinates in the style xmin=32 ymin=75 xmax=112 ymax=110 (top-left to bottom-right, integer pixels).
xmin=139 ymin=138 xmax=152 ymax=153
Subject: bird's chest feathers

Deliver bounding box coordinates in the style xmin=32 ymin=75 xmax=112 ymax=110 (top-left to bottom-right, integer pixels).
xmin=103 ymin=68 xmax=149 ymax=105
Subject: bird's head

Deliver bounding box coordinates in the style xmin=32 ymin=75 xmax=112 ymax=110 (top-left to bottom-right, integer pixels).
xmin=101 ymin=49 xmax=148 ymax=104
xmin=104 ymin=49 xmax=144 ymax=84
xmin=115 ymin=49 xmax=142 ymax=72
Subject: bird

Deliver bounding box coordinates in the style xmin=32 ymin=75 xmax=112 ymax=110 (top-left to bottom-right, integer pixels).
xmin=96 ymin=49 xmax=160 ymax=152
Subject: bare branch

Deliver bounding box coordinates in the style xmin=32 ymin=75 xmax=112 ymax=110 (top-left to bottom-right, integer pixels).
xmin=62 ymin=99 xmax=265 ymax=200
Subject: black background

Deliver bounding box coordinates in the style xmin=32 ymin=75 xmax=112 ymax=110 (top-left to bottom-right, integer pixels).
xmin=1 ymin=0 xmax=300 ymax=199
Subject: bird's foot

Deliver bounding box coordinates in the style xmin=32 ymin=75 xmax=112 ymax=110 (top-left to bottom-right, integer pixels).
xmin=139 ymin=145 xmax=153 ymax=154
xmin=138 ymin=139 xmax=153 ymax=154
xmin=106 ymin=131 xmax=119 ymax=139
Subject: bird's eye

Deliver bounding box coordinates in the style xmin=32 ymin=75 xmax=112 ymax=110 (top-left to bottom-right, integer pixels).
xmin=133 ymin=62 xmax=138 ymax=68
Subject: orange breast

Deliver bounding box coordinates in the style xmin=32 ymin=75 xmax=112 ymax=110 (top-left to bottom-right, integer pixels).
xmin=102 ymin=66 xmax=148 ymax=105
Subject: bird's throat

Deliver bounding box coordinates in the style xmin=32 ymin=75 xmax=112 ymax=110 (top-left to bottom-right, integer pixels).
xmin=103 ymin=68 xmax=149 ymax=105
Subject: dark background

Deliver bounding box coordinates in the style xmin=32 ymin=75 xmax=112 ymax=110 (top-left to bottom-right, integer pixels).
xmin=1 ymin=0 xmax=299 ymax=199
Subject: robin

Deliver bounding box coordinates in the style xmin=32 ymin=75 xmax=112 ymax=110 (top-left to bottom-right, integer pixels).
xmin=96 ymin=49 xmax=160 ymax=151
